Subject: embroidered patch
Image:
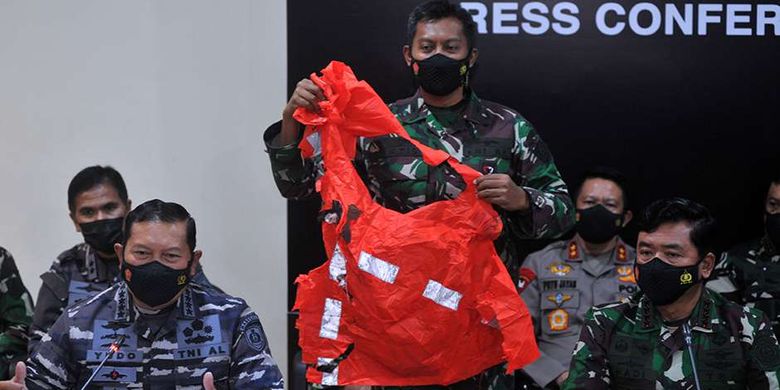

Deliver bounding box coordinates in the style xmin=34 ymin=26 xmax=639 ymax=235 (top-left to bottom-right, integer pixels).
xmin=548 ymin=262 xmax=573 ymax=276
xmin=616 ymin=266 xmax=636 ymax=283
xmin=548 ymin=309 xmax=569 ymax=331
xmin=517 ymin=268 xmax=537 ymax=292
xmin=245 ymin=324 xmax=267 ymax=352
xmin=547 ymin=292 xmax=572 ymax=306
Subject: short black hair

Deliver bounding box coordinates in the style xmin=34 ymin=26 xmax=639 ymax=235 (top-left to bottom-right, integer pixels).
xmin=67 ymin=165 xmax=128 ymax=212
xmin=639 ymin=198 xmax=717 ymax=258
xmin=575 ymin=166 xmax=630 ymax=208
xmin=407 ymin=0 xmax=477 ymax=50
xmin=122 ymin=199 xmax=196 ymax=252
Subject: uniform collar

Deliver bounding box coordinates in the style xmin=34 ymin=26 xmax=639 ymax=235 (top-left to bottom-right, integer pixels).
xmin=394 ymin=89 xmax=492 ymax=128
xmin=634 ymin=288 xmax=717 ymax=334
xmin=116 ymin=283 xmax=199 ymax=340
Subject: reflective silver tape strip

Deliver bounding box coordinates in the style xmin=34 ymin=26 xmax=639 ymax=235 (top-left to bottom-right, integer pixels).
xmin=329 ymin=245 xmax=347 ymax=287
xmin=319 ymin=298 xmax=342 ymax=340
xmin=422 ymin=280 xmax=463 ymax=311
xmin=306 ymin=132 xmax=322 ymax=157
xmin=317 ymin=357 xmax=339 ymax=386
xmin=357 ymin=251 xmax=399 ymax=284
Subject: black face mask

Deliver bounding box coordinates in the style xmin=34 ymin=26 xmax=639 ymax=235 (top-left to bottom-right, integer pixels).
xmin=636 ymin=257 xmax=701 ymax=306
xmin=121 ymin=259 xmax=191 ymax=309
xmin=80 ymin=217 xmax=124 ymax=254
xmin=766 ymin=212 xmax=780 ymax=250
xmin=576 ymin=204 xmax=624 ymax=244
xmin=411 ymin=53 xmax=470 ymax=96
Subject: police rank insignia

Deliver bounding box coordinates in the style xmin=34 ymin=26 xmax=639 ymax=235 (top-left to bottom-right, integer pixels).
xmin=547 ymin=292 xmax=572 ymax=307
xmin=616 ymin=266 xmax=636 ymax=283
xmin=548 ymin=262 xmax=573 ymax=276
xmin=617 ymin=245 xmax=628 ymax=261
xmin=568 ymin=242 xmax=579 ymax=260
xmin=547 ymin=309 xmax=569 ymax=331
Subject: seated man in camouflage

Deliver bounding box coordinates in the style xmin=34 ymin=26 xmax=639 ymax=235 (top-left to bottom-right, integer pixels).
xmin=710 ymin=174 xmax=780 ymax=339
xmin=0 ymin=247 xmax=34 ymax=381
xmin=519 ymin=167 xmax=636 ymax=388
xmin=563 ymin=198 xmax=780 ymax=389
xmin=30 ymin=166 xmax=218 ymax=354
xmin=21 ymin=200 xmax=283 ymax=389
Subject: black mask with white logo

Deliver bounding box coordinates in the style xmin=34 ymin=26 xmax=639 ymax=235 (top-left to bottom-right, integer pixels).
xmin=411 ymin=53 xmax=470 ymax=96
xmin=636 ymin=257 xmax=701 ymax=306
xmin=576 ymin=204 xmax=624 ymax=244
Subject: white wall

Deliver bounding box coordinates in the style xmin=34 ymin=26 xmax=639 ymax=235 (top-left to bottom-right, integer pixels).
xmin=0 ymin=0 xmax=289 ymax=381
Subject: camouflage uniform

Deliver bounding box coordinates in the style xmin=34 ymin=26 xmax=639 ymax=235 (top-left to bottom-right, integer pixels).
xmin=0 ymin=247 xmax=34 ymax=380
xmin=563 ymin=288 xmax=780 ymax=389
xmin=710 ymin=236 xmax=780 ymax=339
xmin=265 ymin=90 xmax=575 ymax=280
xmin=518 ymin=237 xmax=636 ymax=387
xmin=26 ymin=281 xmax=283 ymax=389
xmin=30 ymin=243 xmax=220 ymax=354
xmin=265 ymin=90 xmax=574 ymax=389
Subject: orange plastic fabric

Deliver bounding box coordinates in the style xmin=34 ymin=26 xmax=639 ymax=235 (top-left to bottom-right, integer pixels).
xmin=292 ymin=61 xmax=539 ymax=386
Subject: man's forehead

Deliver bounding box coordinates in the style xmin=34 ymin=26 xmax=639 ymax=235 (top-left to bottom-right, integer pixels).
xmin=638 ymin=222 xmax=693 ymax=246
xmin=75 ymin=184 xmax=122 ymax=208
xmin=414 ymin=17 xmax=465 ymax=41
xmin=128 ymin=221 xmax=187 ymax=243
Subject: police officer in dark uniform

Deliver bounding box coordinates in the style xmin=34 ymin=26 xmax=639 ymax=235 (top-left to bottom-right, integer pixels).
xmin=23 ymin=200 xmax=283 ymax=389
xmin=518 ymin=168 xmax=636 ymax=388
xmin=29 ymin=166 xmax=218 ymax=354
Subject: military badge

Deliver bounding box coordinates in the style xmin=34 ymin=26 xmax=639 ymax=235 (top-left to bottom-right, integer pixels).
xmin=548 ymin=309 xmax=569 ymax=331
xmin=616 ymin=266 xmax=636 ymax=283
xmin=548 ymin=262 xmax=572 ymax=276
xmin=680 ymin=270 xmax=693 ymax=284
xmin=546 ymin=292 xmax=572 ymax=307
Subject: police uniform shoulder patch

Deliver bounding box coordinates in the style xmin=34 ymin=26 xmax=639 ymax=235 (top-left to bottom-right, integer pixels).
xmin=517 ymin=267 xmax=537 ymax=293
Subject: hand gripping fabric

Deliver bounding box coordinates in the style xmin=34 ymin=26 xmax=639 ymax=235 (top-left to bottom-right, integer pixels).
xmin=292 ymin=61 xmax=539 ymax=386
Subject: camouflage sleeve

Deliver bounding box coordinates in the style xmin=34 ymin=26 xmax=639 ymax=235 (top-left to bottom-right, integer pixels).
xmin=743 ymin=308 xmax=780 ymax=389
xmin=519 ymin=257 xmax=567 ymax=387
xmin=25 ymin=307 xmax=77 ymax=389
xmin=0 ymin=248 xmax=34 ymax=380
xmin=263 ymin=120 xmax=320 ymax=200
xmin=229 ymin=307 xmax=284 ymax=389
xmin=28 ymin=266 xmax=69 ymax=355
xmin=708 ymin=251 xmax=741 ymax=298
xmin=561 ymin=307 xmax=611 ymax=390
xmin=508 ymin=119 xmax=574 ymax=239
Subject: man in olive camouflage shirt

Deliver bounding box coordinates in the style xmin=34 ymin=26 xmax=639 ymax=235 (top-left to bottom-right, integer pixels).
xmin=265 ymin=2 xmax=573 ymax=389
xmin=564 ymin=198 xmax=780 ymax=390
xmin=711 ymin=176 xmax=780 ymax=340
xmin=0 ymin=247 xmax=34 ymax=380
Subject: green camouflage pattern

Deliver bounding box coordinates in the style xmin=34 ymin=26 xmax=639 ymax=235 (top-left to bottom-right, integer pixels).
xmin=562 ymin=288 xmax=780 ymax=389
xmin=265 ymin=90 xmax=575 ymax=279
xmin=711 ymin=236 xmax=780 ymax=340
xmin=0 ymin=247 xmax=34 ymax=380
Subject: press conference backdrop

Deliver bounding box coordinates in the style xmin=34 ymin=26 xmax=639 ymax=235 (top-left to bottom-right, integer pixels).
xmin=286 ymin=0 xmax=780 ymax=383
xmin=0 ymin=0 xmax=288 ymax=381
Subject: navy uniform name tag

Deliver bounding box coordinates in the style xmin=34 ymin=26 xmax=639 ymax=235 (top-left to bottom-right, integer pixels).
xmin=175 ymin=314 xmax=230 ymax=360
xmin=86 ymin=320 xmax=143 ymax=363
xmin=67 ymin=280 xmax=106 ymax=306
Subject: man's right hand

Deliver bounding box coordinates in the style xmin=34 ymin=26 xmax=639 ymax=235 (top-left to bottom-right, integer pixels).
xmin=276 ymin=78 xmax=326 ymax=147
xmin=0 ymin=362 xmax=26 ymax=390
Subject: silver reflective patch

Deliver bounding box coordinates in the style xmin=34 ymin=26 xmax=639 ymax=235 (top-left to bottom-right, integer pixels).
xmin=319 ymin=298 xmax=342 ymax=340
xmin=329 ymin=245 xmax=347 ymax=287
xmin=317 ymin=357 xmax=339 ymax=386
xmin=307 ymin=132 xmax=322 ymax=157
xmin=422 ymin=280 xmax=462 ymax=311
xmin=358 ymin=252 xmax=399 ymax=284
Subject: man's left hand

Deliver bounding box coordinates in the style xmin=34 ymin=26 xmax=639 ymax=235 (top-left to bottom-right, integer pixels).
xmin=475 ymin=174 xmax=529 ymax=212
